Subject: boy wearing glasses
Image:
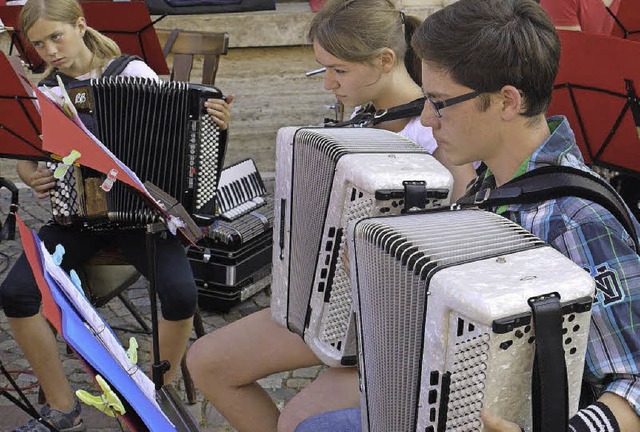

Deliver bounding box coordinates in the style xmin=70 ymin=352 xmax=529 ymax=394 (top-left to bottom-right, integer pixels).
xmin=295 ymin=0 xmax=640 ymax=431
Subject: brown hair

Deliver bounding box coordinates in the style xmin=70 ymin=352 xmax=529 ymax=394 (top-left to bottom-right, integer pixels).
xmin=411 ymin=0 xmax=560 ymax=117
xmin=20 ymin=0 xmax=121 ymax=72
xmin=308 ymin=0 xmax=423 ymax=86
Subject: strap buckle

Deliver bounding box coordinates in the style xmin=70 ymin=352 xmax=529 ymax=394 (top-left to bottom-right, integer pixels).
xmin=355 ymin=112 xmax=374 ymax=127
xmin=373 ymin=108 xmax=388 ymax=119
xmin=474 ymin=188 xmax=491 ymax=204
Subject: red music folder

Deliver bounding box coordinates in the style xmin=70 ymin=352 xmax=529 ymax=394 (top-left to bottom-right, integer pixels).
xmin=609 ymin=0 xmax=640 ymax=42
xmin=0 ymin=52 xmax=46 ymax=159
xmin=36 ymin=86 xmax=147 ymax=192
xmin=548 ymin=30 xmax=640 ymax=173
xmin=0 ymin=1 xmax=169 ymax=74
xmin=17 ymin=214 xmax=63 ymax=333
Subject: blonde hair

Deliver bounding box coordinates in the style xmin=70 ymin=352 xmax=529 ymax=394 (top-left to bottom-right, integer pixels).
xmin=308 ymin=0 xmax=423 ymax=85
xmin=20 ymin=0 xmax=121 ymax=72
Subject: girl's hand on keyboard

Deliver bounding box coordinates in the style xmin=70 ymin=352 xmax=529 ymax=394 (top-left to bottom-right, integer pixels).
xmin=205 ymin=94 xmax=234 ymax=130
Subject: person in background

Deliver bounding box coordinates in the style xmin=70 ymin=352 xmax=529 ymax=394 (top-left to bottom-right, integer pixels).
xmin=539 ymin=0 xmax=620 ymax=35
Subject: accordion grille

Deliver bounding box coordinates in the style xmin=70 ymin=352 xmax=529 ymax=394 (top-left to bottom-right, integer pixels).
xmin=320 ymin=192 xmax=375 ymax=343
xmin=353 ymin=210 xmax=545 ymax=432
xmin=286 ymin=128 xmax=425 ymax=332
xmin=48 ymin=77 xmax=225 ymax=228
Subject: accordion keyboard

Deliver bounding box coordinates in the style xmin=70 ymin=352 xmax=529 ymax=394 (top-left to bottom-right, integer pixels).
xmin=217 ymin=159 xmax=267 ymax=221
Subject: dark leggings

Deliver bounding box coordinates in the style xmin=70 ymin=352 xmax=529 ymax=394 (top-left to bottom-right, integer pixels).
xmin=0 ymin=221 xmax=197 ymax=320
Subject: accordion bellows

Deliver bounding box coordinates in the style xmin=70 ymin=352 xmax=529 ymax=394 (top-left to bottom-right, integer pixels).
xmin=349 ymin=209 xmax=595 ymax=432
xmin=49 ymin=77 xmax=225 ymax=228
xmin=271 ymin=127 xmax=454 ymax=367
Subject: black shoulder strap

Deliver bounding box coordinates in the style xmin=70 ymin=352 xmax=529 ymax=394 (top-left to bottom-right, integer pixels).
xmin=529 ymin=293 xmax=569 ymax=432
xmin=102 ymin=54 xmax=143 ymax=78
xmin=325 ymin=97 xmax=425 ymax=128
xmin=38 ymin=70 xmax=77 ymax=87
xmin=458 ymin=165 xmax=640 ymax=252
xmin=37 ymin=54 xmax=143 ymax=87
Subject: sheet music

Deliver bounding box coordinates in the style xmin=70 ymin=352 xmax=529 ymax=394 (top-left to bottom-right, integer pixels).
xmin=39 ymin=242 xmax=172 ymax=425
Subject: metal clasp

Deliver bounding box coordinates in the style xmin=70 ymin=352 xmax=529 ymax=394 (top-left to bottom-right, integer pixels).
xmin=474 ymin=188 xmax=491 ymax=204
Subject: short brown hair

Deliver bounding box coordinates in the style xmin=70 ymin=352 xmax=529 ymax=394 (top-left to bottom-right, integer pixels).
xmin=411 ymin=0 xmax=559 ymax=117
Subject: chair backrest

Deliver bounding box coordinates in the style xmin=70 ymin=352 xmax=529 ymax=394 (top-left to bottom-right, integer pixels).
xmin=155 ymin=28 xmax=229 ymax=85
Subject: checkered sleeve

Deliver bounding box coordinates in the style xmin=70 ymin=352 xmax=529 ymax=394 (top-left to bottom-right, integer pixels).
xmin=550 ymin=211 xmax=640 ymax=416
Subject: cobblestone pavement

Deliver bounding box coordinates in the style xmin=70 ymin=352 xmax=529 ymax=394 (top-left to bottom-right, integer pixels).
xmin=0 ymin=181 xmax=324 ymax=431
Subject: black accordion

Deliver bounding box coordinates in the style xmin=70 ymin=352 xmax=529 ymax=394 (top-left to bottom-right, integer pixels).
xmin=188 ymin=159 xmax=274 ymax=311
xmin=47 ymin=77 xmax=227 ymax=229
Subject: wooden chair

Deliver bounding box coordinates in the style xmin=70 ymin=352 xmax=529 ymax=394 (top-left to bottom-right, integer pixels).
xmin=80 ymin=28 xmax=230 ymax=405
xmin=156 ymin=28 xmax=229 ymax=84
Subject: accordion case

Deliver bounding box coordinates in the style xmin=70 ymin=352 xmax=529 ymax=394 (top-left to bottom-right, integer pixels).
xmin=189 ymin=159 xmax=273 ymax=311
xmin=47 ymin=77 xmax=226 ymax=229
xmin=271 ymin=127 xmax=453 ymax=367
xmin=349 ymin=209 xmax=595 ymax=432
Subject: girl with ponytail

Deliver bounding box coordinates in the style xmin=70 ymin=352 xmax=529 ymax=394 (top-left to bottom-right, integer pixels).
xmin=309 ymin=0 xmax=476 ymax=201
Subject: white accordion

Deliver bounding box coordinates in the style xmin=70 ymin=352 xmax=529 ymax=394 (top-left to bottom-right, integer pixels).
xmin=271 ymin=127 xmax=453 ymax=366
xmin=349 ymin=209 xmax=595 ymax=432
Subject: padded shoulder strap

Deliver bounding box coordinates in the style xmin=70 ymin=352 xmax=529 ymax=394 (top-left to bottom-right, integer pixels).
xmin=38 ymin=70 xmax=77 ymax=87
xmin=458 ymin=165 xmax=640 ymax=252
xmin=38 ymin=55 xmax=143 ymax=87
xmin=325 ymin=98 xmax=425 ymax=128
xmin=102 ymin=55 xmax=143 ymax=78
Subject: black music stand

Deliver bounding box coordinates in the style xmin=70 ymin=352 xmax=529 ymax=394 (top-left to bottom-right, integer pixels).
xmin=0 ymin=52 xmax=47 ymax=160
xmin=0 ymin=360 xmax=57 ymax=431
xmin=548 ymin=30 xmax=640 ymax=174
xmin=608 ymin=0 xmax=640 ymax=41
xmin=145 ymin=220 xmax=200 ymax=432
xmin=0 ymin=1 xmax=169 ymax=75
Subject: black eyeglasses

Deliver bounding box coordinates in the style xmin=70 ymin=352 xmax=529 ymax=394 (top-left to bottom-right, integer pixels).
xmin=425 ymin=90 xmax=480 ymax=118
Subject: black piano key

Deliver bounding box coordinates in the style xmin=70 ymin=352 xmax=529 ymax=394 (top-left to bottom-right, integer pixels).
xmin=221 ymin=186 xmax=233 ymax=211
xmin=249 ymin=172 xmax=265 ymax=195
xmin=218 ymin=187 xmax=230 ymax=212
xmin=230 ymin=181 xmax=242 ymax=206
xmin=233 ymin=180 xmax=247 ymax=203
xmin=241 ymin=177 xmax=255 ymax=199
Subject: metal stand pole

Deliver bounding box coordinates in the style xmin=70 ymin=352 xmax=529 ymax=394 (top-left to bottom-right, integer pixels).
xmin=145 ymin=221 xmax=171 ymax=390
xmin=145 ymin=221 xmax=200 ymax=431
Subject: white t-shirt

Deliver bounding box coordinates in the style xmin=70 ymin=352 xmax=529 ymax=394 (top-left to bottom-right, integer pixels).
xmin=76 ymin=59 xmax=158 ymax=81
xmin=397 ymin=116 xmax=438 ymax=154
xmin=350 ymin=107 xmax=481 ymax=169
xmin=350 ymin=107 xmax=438 ymax=154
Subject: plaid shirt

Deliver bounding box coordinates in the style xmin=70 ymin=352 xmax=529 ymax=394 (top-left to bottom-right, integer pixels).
xmin=473 ymin=116 xmax=640 ymax=415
